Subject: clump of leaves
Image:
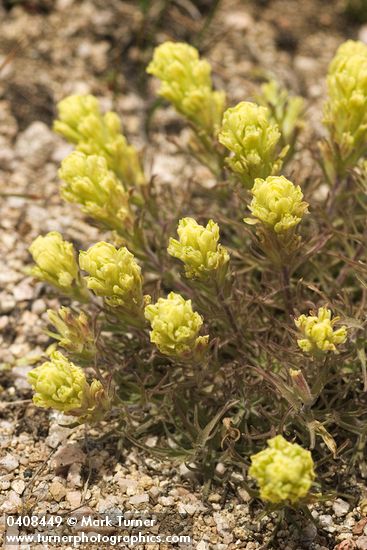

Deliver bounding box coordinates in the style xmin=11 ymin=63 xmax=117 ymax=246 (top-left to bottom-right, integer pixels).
xmin=26 ymin=40 xmax=367 ymax=508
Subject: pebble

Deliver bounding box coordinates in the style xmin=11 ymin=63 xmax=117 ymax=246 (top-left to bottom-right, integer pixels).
xmin=11 ymin=479 xmax=25 ymax=495
xmin=128 ymin=493 xmax=149 ymax=505
xmin=66 ymin=490 xmax=82 ymax=508
xmin=31 ymin=299 xmax=47 ymax=315
xmin=15 ymin=122 xmax=55 ymax=168
xmin=0 ymin=490 xmax=22 ymax=513
xmin=67 ymin=463 xmax=83 ymax=488
xmin=333 ymin=499 xmax=350 ymax=517
xmin=0 ymin=453 xmax=19 ymax=473
xmin=49 ymin=479 xmax=66 ymax=502
xmin=13 ymin=281 xmax=34 ymax=302
xmin=356 ymin=536 xmax=367 ymax=550
xmin=319 ymin=514 xmax=336 ymax=533
xmin=51 ymin=443 xmax=86 ymax=468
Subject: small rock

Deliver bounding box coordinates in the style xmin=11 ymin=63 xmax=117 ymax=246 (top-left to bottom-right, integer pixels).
xmin=354 ymin=518 xmax=367 ymax=535
xmin=238 ymin=488 xmax=251 ymax=502
xmin=15 ymin=121 xmax=55 ymax=168
xmin=0 ymin=490 xmax=22 ymax=513
xmin=333 ymin=498 xmax=350 ymax=517
xmin=224 ymin=10 xmax=253 ymax=31
xmin=208 ymin=493 xmax=221 ymax=503
xmin=319 ymin=514 xmax=336 ymax=533
xmin=159 ymin=496 xmax=174 ymax=506
xmin=49 ymin=479 xmax=66 ymax=502
xmin=335 ymin=541 xmax=357 ymax=549
xmin=128 ymin=493 xmax=149 ymax=505
xmin=51 ymin=444 xmax=86 ymax=469
xmin=31 ymin=299 xmax=47 ymax=315
xmin=11 ymin=479 xmax=25 ymax=495
xmin=0 ymin=295 xmax=16 ymax=313
xmin=197 ymin=542 xmax=209 ymax=550
xmin=359 ymin=25 xmax=367 ymax=45
xmin=67 ymin=463 xmax=83 ymax=488
xmin=0 ymin=453 xmax=19 ymax=473
xmin=66 ymin=490 xmax=82 ymax=508
xmin=356 ymin=536 xmax=367 ymax=550
xmin=214 ymin=512 xmax=230 ymax=535
xmin=13 ymin=281 xmax=34 ymax=301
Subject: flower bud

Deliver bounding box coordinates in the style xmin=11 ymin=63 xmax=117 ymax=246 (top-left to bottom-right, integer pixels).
xmin=167 ymin=217 xmax=229 ymax=281
xmin=218 ymin=101 xmax=284 ymax=188
xmin=27 ymin=351 xmax=111 ymax=422
xmin=58 ymin=152 xmax=133 ymax=232
xmin=322 ymin=40 xmax=367 ymax=175
xmin=295 ymin=307 xmax=347 ymax=354
xmin=54 ymin=94 xmax=145 ymax=188
xmin=249 ymin=435 xmax=315 ymax=504
xmin=79 ymin=242 xmax=143 ymax=309
xmin=147 ymin=42 xmax=225 ymax=136
xmin=245 ymin=175 xmax=308 ymax=233
xmin=47 ymin=307 xmax=96 ymax=361
xmin=29 ymin=231 xmax=81 ymax=293
xmin=144 ymin=291 xmax=209 ymax=359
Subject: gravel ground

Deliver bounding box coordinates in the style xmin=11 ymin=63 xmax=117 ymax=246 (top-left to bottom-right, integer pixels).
xmin=1 ymin=1 xmax=367 ymax=548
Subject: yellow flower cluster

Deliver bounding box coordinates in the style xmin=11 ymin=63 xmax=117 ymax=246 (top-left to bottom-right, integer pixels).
xmin=323 ymin=40 xmax=367 ymax=175
xmin=28 ymin=232 xmax=84 ymax=296
xmin=295 ymin=307 xmax=347 ymax=354
xmin=167 ymin=217 xmax=229 ymax=280
xmin=79 ymin=242 xmax=143 ymax=309
xmin=58 ymin=152 xmax=133 ymax=232
xmin=54 ymin=94 xmax=145 ymax=188
xmin=218 ymin=101 xmax=283 ymax=188
xmin=144 ymin=292 xmax=208 ymax=359
xmin=27 ymin=351 xmax=110 ymax=423
xmin=147 ymin=42 xmax=225 ymax=137
xmin=246 ymin=176 xmax=308 ymax=233
xmin=249 ymin=435 xmax=315 ymax=504
xmin=47 ymin=307 xmax=96 ymax=361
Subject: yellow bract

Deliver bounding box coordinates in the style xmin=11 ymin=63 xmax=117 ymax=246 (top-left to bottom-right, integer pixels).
xmin=147 ymin=41 xmax=225 ymax=136
xmin=58 ymin=152 xmax=133 ymax=232
xmin=144 ymin=291 xmax=208 ymax=358
xmin=249 ymin=435 xmax=315 ymax=504
xmin=167 ymin=217 xmax=229 ymax=280
xmin=218 ymin=101 xmax=283 ymax=188
xmin=79 ymin=242 xmax=143 ymax=309
xmin=246 ymin=176 xmax=308 ymax=233
xmin=29 ymin=231 xmax=79 ymax=291
xmin=295 ymin=307 xmax=347 ymax=354
xmin=27 ymin=351 xmax=110 ymax=422
xmin=54 ymin=94 xmax=145 ymax=187
xmin=323 ymin=40 xmax=367 ymax=174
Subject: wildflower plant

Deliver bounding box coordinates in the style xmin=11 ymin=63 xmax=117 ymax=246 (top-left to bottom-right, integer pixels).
xmin=25 ymin=40 xmax=367 ymax=507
